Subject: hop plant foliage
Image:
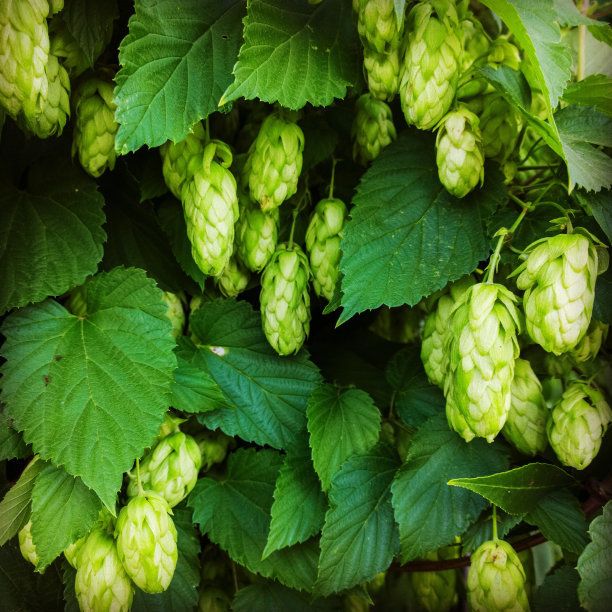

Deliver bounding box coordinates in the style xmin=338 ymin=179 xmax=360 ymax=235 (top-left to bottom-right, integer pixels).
xmin=352 ymin=93 xmax=397 ymax=165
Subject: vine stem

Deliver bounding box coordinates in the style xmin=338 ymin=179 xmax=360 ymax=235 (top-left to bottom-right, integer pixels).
xmin=577 ymin=0 xmax=589 ymax=81
xmin=492 ymin=505 xmax=499 ymax=541
xmin=328 ymin=158 xmax=338 ymax=199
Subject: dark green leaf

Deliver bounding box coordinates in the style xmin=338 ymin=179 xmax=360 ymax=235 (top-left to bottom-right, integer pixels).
xmin=233 ymin=582 xmax=341 ymax=612
xmin=562 ymin=74 xmax=612 ymax=116
xmin=533 ymin=565 xmax=582 ymax=612
xmin=0 ymin=410 xmax=29 ymax=461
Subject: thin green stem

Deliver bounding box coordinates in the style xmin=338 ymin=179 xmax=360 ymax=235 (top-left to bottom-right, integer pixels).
xmin=328 ymin=158 xmax=338 ymax=199
xmin=492 ymin=505 xmax=499 ymax=541
xmin=231 ymin=561 xmax=240 ymax=594
xmin=517 ymin=164 xmax=559 ymax=171
xmin=517 ymin=137 xmax=543 ymax=165
xmin=287 ymin=209 xmax=299 ymax=249
xmin=577 ymin=0 xmax=589 ymax=81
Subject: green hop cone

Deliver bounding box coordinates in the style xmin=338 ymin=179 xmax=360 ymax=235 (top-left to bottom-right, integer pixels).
xmin=487 ymin=37 xmax=522 ymax=70
xmin=198 ymin=430 xmax=233 ymax=471
xmin=421 ymin=275 xmax=475 ymax=388
xmin=260 ymin=243 xmax=311 ymax=355
xmin=363 ymin=46 xmax=400 ymax=101
xmin=64 ymin=534 xmax=86 ymax=568
xmin=67 ymin=285 xmax=87 ymax=316
xmin=445 ymin=283 xmax=521 ymax=442
xmin=48 ymin=0 xmax=63 ymax=14
xmin=75 ymin=529 xmax=134 ymax=612
xmin=547 ymin=382 xmax=612 ymax=470
xmin=115 ymin=492 xmax=178 ymax=594
xmin=128 ymin=431 xmax=202 ymax=507
xmin=72 ymin=76 xmax=118 ymax=177
xmin=502 ymin=358 xmax=548 ymax=456
xmin=182 ymin=139 xmax=239 ymax=277
xmin=467 ymin=539 xmax=530 ymax=612
xmin=571 ymin=319 xmax=608 ymax=363
xmin=435 ymin=107 xmax=484 ymax=198
xmin=479 ymin=94 xmax=522 ymax=161
xmin=216 ymin=255 xmax=250 ymax=298
xmin=460 ymin=16 xmax=490 ymax=73
xmin=305 ymin=197 xmax=347 ymax=301
xmin=0 ymin=0 xmax=50 ymax=119
xmin=410 ymin=557 xmax=458 ymax=612
xmin=399 ymin=0 xmax=462 ymax=130
xmin=49 ymin=17 xmax=90 ymax=76
xmin=160 ymin=121 xmax=207 ymax=199
xmin=18 ymin=520 xmax=39 ymax=568
xmin=236 ymin=194 xmax=279 ymax=272
xmin=352 ymin=93 xmax=397 ymax=165
xmin=162 ymin=291 xmax=185 ymax=339
xmin=514 ymin=233 xmax=598 ymax=355
xmin=199 ymin=587 xmax=231 ymax=612
xmin=246 ymin=113 xmax=304 ymax=211
xmin=371 ymin=305 xmax=422 ymax=344
xmin=356 ymin=0 xmax=404 ymax=54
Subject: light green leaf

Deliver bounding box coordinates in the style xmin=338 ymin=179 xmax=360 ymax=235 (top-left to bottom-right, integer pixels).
xmin=0 ymin=457 xmax=43 ymax=547
xmin=1 ymin=268 xmax=177 ymax=508
xmin=30 ymin=464 xmax=101 ymax=571
xmin=233 ymin=582 xmax=341 ymax=612
xmin=194 ymin=300 xmax=322 ymax=450
xmin=316 ymin=445 xmax=401 ymax=595
xmin=221 ymin=0 xmax=360 ymax=109
xmin=338 ymin=131 xmax=506 ymax=323
xmin=307 ymin=384 xmax=381 ymax=491
xmin=562 ymin=74 xmax=612 ymax=116
xmin=533 ymin=565 xmax=582 ymax=612
xmin=391 ymin=416 xmax=508 ymax=561
xmin=577 ymin=500 xmax=612 ymax=611
xmin=189 ymin=448 xmax=319 ymax=592
xmin=448 ymin=463 xmax=575 ymax=515
xmin=114 ymin=0 xmax=246 ymax=153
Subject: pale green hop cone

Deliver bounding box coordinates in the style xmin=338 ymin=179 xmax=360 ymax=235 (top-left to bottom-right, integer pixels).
xmin=182 ymin=139 xmax=239 ymax=277
xmin=199 ymin=586 xmax=231 ymax=612
xmin=547 ymin=382 xmax=612 ymax=470
xmin=162 ymin=291 xmax=185 ymax=339
xmin=514 ymin=233 xmax=598 ymax=355
xmin=356 ymin=0 xmax=404 ymax=54
xmin=75 ymin=529 xmax=133 ymax=612
xmin=247 ymin=113 xmax=304 ymax=211
xmin=305 ymin=197 xmax=348 ymax=301
xmin=216 ymin=255 xmax=250 ymax=298
xmin=260 ymin=243 xmax=311 ymax=356
xmin=435 ymin=107 xmax=484 ymax=198
xmin=409 ymin=551 xmax=458 ymax=612
xmin=467 ymin=539 xmax=530 ymax=612
xmin=571 ymin=319 xmax=608 ymax=363
xmin=444 ymin=283 xmax=522 ymax=442
xmin=399 ymin=0 xmax=462 ymax=129
xmin=198 ymin=430 xmax=233 ymax=471
xmin=18 ymin=520 xmax=39 ymax=568
xmin=460 ymin=16 xmax=490 ymax=73
xmin=352 ymin=93 xmax=397 ymax=165
xmin=363 ymin=46 xmax=400 ymax=101
xmin=236 ymin=194 xmax=279 ymax=272
xmin=502 ymin=358 xmax=548 ymax=456
xmin=479 ymin=94 xmax=522 ymax=161
xmin=115 ymin=492 xmax=178 ymax=594
xmin=72 ymin=76 xmax=118 ymax=177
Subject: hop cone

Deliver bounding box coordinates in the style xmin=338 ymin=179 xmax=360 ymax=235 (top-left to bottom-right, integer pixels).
xmin=467 ymin=539 xmax=530 ymax=612
xmin=75 ymin=529 xmax=133 ymax=612
xmin=352 ymin=93 xmax=397 ymax=165
xmin=514 ymin=233 xmax=598 ymax=355
xmin=48 ymin=0 xmax=63 ymax=14
xmin=572 ymin=319 xmax=608 ymax=363
xmin=410 ymin=552 xmax=458 ymax=612
xmin=363 ymin=47 xmax=400 ymax=101
xmin=236 ymin=194 xmax=279 ymax=272
xmin=305 ymin=197 xmax=347 ymax=301
xmin=67 ymin=285 xmax=87 ymax=316
xmin=260 ymin=243 xmax=311 ymax=355
xmin=162 ymin=291 xmax=185 ymax=339
xmin=356 ymin=0 xmax=404 ymax=54
xmin=460 ymin=17 xmax=490 ymax=72
xmin=445 ymin=283 xmax=522 ymax=442
xmin=199 ymin=587 xmax=231 ymax=612
xmin=182 ymin=140 xmax=239 ymax=277
xmin=421 ymin=275 xmax=474 ymax=388
xmin=18 ymin=520 xmax=39 ymax=568
xmin=487 ymin=37 xmax=522 ymax=70
xmin=217 ymin=255 xmax=250 ymax=298
xmin=0 ymin=0 xmax=49 ymax=118
xmin=115 ymin=492 xmax=178 ymax=593
xmin=502 ymin=358 xmax=548 ymax=456
xmin=49 ymin=17 xmax=89 ymax=76
xmin=128 ymin=431 xmax=202 ymax=507
xmin=198 ymin=430 xmax=233 ymax=471
xmin=479 ymin=94 xmax=522 ymax=161
xmin=64 ymin=535 xmax=86 ymax=568
xmin=435 ymin=107 xmax=484 ymax=198
xmin=399 ymin=0 xmax=462 ymax=129
xmin=247 ymin=113 xmax=304 ymax=211
xmin=72 ymin=76 xmax=118 ymax=177
xmin=371 ymin=305 xmax=422 ymax=344
xmin=160 ymin=122 xmax=207 ymax=199
xmin=547 ymin=382 xmax=612 ymax=470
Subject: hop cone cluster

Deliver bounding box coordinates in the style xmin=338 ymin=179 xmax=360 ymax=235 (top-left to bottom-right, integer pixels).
xmin=182 ymin=140 xmax=239 ymax=277
xmin=547 ymin=382 xmax=612 ymax=470
xmin=217 ymin=256 xmax=250 ymax=298
xmin=421 ymin=275 xmax=474 ymax=388
xmin=502 ymin=358 xmax=548 ymax=456
xmin=435 ymin=107 xmax=484 ymax=198
xmin=18 ymin=520 xmax=39 ymax=568
xmin=467 ymin=539 xmax=530 ymax=612
xmin=247 ymin=114 xmax=304 ymax=211
xmin=400 ymin=0 xmax=462 ymax=130
xmin=305 ymin=197 xmax=347 ymax=301
xmin=260 ymin=243 xmax=311 ymax=355
xmin=479 ymin=94 xmax=522 ymax=161
xmin=75 ymin=529 xmax=134 ymax=612
xmin=352 ymin=93 xmax=397 ymax=165
xmin=409 ymin=552 xmax=458 ymax=612
xmin=572 ymin=320 xmax=608 ymax=363
xmin=236 ymin=195 xmax=279 ymax=272
xmin=162 ymin=291 xmax=185 ymax=339
xmin=363 ymin=47 xmax=400 ymax=101
xmin=128 ymin=431 xmax=202 ymax=507
xmin=72 ymin=76 xmax=119 ymax=177
xmin=115 ymin=493 xmax=178 ymax=593
xmin=515 ymin=233 xmax=598 ymax=355
xmin=445 ymin=283 xmax=521 ymax=442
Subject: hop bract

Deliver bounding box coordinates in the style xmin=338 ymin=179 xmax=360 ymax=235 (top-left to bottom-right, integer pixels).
xmin=547 ymin=382 xmax=612 ymax=470
xmin=352 ymin=93 xmax=397 ymax=165
xmin=363 ymin=47 xmax=400 ymax=101
xmin=75 ymin=529 xmax=134 ymax=612
xmin=260 ymin=243 xmax=311 ymax=355
xmin=435 ymin=108 xmax=484 ymax=198
xmin=64 ymin=534 xmax=86 ymax=568
xmin=18 ymin=520 xmax=39 ymax=568
xmin=236 ymin=194 xmax=279 ymax=272
xmin=399 ymin=0 xmax=462 ymax=130
xmin=444 ymin=283 xmax=521 ymax=442
xmin=514 ymin=233 xmax=598 ymax=355
xmin=502 ymin=358 xmax=548 ymax=456
xmin=115 ymin=492 xmax=178 ymax=594
xmin=467 ymin=539 xmax=530 ymax=612
xmin=305 ymin=197 xmax=347 ymax=301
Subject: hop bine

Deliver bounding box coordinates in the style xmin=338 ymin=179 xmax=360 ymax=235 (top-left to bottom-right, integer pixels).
xmin=352 ymin=93 xmax=397 ymax=165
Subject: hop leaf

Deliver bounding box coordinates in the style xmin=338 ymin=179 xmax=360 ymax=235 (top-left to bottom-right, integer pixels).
xmin=363 ymin=47 xmax=400 ymax=101
xmin=352 ymin=93 xmax=397 ymax=165
xmin=236 ymin=193 xmax=279 ymax=272
xmin=18 ymin=520 xmax=39 ymax=568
